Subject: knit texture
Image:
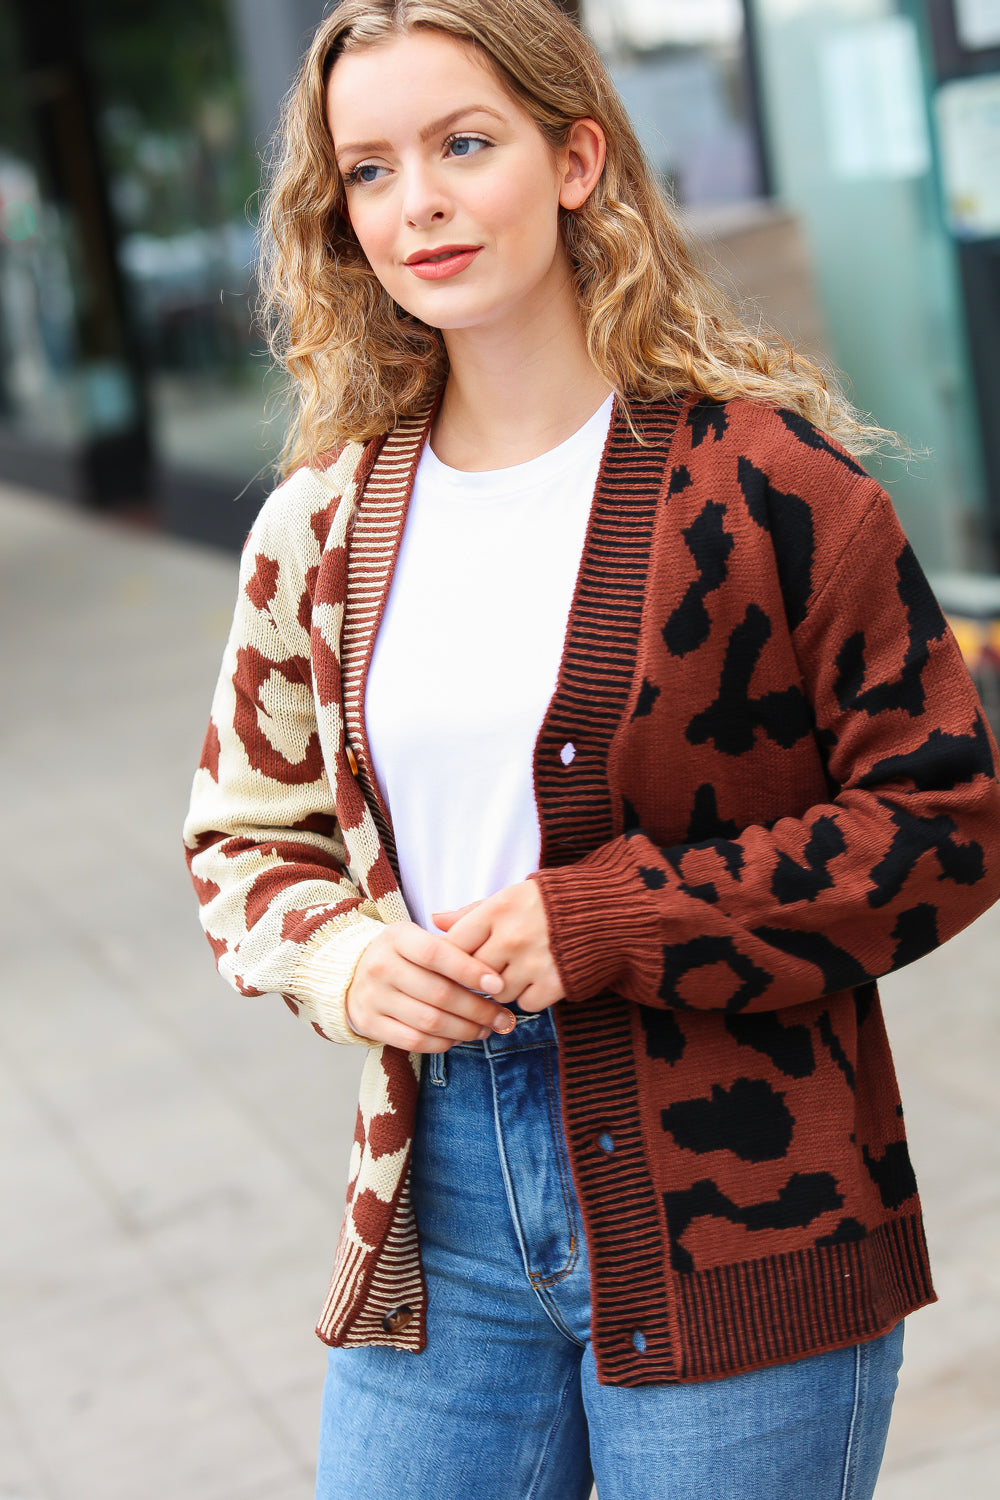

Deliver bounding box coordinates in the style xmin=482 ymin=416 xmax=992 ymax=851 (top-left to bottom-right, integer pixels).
xmin=185 ymin=392 xmax=1000 ymax=1384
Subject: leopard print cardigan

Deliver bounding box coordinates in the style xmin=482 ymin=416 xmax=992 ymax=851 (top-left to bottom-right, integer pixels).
xmin=185 ymin=393 xmax=1000 ymax=1385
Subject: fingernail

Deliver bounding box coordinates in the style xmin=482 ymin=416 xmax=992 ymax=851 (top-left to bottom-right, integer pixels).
xmin=477 ymin=1026 xmax=491 ymax=1041
xmin=492 ymin=1011 xmax=516 ymax=1035
xmin=480 ymin=974 xmax=503 ymax=995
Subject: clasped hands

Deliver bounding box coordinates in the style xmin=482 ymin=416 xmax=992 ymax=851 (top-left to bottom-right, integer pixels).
xmin=345 ymin=879 xmax=564 ymax=1052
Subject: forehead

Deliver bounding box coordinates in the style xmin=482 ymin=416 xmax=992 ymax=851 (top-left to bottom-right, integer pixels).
xmin=326 ymin=29 xmax=518 ymax=141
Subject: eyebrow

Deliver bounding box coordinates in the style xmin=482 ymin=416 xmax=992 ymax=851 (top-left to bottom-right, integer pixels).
xmin=334 ymin=104 xmax=508 ymax=162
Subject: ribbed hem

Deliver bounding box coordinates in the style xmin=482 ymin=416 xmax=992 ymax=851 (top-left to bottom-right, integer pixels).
xmin=532 ymin=852 xmax=662 ymax=1002
xmin=671 ymin=1213 xmax=935 ymax=1383
xmin=292 ymin=915 xmax=385 ymax=1045
xmin=316 ymin=1148 xmax=427 ymax=1352
xmin=592 ymin=1213 xmax=934 ymax=1387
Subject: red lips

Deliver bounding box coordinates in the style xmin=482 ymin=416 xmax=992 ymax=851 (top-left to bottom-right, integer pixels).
xmin=405 ymin=246 xmax=482 ymax=281
xmin=404 ymin=243 xmax=480 ymax=265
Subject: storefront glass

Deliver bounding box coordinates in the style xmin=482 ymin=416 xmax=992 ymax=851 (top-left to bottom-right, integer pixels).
xmin=749 ymin=0 xmax=990 ymax=573
xmin=582 ymin=0 xmax=765 ymax=207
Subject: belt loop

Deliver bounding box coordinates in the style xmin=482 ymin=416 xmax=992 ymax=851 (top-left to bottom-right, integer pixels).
xmin=429 ymin=1050 xmax=448 ymax=1087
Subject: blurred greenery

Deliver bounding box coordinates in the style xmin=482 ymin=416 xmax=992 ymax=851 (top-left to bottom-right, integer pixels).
xmin=79 ymin=0 xmax=260 ymax=237
xmin=81 ymin=0 xmax=240 ymax=133
xmin=0 ymin=3 xmax=30 ymax=155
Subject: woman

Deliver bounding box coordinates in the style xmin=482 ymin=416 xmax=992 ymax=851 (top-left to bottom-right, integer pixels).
xmin=184 ymin=2 xmax=1000 ymax=1496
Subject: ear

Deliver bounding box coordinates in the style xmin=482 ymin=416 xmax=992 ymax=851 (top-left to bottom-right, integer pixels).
xmin=557 ymin=118 xmax=606 ymax=211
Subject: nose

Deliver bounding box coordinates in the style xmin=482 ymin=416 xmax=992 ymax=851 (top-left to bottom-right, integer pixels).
xmin=401 ymin=161 xmax=450 ymax=230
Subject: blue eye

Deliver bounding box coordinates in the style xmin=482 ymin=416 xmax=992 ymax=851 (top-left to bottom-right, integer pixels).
xmin=346 ymin=162 xmax=386 ymax=186
xmin=446 ymin=135 xmax=489 ymax=159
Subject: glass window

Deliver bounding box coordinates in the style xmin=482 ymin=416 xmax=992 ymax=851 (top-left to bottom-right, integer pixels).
xmin=582 ymin=0 xmax=764 ymax=206
xmin=81 ymin=0 xmax=279 ymax=482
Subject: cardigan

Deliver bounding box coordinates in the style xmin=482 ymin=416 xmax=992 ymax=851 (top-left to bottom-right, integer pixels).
xmin=183 ymin=392 xmax=1000 ymax=1386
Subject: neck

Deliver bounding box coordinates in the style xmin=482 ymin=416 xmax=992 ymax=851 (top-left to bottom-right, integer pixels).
xmin=431 ymin=272 xmax=612 ymax=472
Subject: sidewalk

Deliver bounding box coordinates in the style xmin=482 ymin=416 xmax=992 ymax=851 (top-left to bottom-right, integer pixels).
xmin=1 ymin=480 xmax=997 ymax=1499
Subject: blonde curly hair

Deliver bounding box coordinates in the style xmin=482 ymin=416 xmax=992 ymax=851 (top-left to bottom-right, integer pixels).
xmin=260 ymin=0 xmax=891 ymax=474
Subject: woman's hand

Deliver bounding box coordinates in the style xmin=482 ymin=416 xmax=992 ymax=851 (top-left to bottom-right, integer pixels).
xmin=434 ymin=880 xmax=564 ymax=1013
xmin=346 ymin=921 xmax=516 ymax=1052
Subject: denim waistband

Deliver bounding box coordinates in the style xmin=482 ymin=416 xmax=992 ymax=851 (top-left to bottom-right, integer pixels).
xmin=434 ymin=1014 xmax=560 ymax=1086
xmin=464 ymin=1005 xmax=555 ymax=1052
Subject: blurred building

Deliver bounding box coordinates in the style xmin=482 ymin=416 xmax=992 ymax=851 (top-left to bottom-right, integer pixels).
xmin=0 ymin=0 xmax=997 ymax=566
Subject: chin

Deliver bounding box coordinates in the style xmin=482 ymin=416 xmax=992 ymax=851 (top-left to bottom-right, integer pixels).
xmin=395 ymin=298 xmax=497 ymax=333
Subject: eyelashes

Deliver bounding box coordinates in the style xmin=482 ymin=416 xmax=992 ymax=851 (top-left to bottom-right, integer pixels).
xmin=343 ymin=161 xmax=385 ymax=187
xmin=442 ymin=132 xmax=491 ymax=159
xmin=342 ymin=133 xmax=492 ymax=187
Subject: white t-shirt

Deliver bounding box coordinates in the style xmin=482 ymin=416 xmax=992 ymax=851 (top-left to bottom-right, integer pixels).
xmin=365 ymin=395 xmax=614 ymax=934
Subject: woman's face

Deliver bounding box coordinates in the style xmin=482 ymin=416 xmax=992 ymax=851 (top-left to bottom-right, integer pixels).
xmin=326 ymin=30 xmax=585 ymax=336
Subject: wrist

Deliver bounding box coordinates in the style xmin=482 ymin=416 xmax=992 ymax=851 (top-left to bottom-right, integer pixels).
xmin=291 ymin=914 xmax=384 ymax=1046
xmin=345 ymin=989 xmax=368 ymax=1039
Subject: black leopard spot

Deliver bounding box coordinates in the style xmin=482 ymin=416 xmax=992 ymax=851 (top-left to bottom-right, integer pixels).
xmin=833 ymin=545 xmax=947 ymax=720
xmin=816 ymin=1011 xmax=855 ymax=1090
xmin=661 ymin=844 xmax=732 ymax=903
xmin=686 ymin=784 xmax=740 ymax=842
xmin=687 ymin=397 xmax=729 ymax=447
xmin=857 ymin=715 xmax=995 ymax=794
xmin=890 ymin=903 xmax=940 ymax=970
xmin=777 ymin=409 xmax=867 ymax=476
xmin=662 ymin=502 xmax=734 ymax=657
xmin=771 ymin=816 xmax=847 ymax=905
xmin=664 ymin=1172 xmax=845 ymax=1272
xmin=682 ymin=880 xmax=720 ymax=904
xmin=640 ymin=865 xmax=667 ymax=890
xmin=668 ymin=463 xmax=692 ymax=495
xmin=659 ymin=935 xmax=771 ymax=1012
xmin=753 ymin=926 xmax=870 ymax=991
xmin=725 ymin=1012 xmax=816 ymax=1078
xmin=640 ymin=1007 xmax=686 ymax=1064
xmin=868 ymin=802 xmax=984 ymax=908
xmin=632 ymin=676 xmax=661 ymax=719
xmin=862 ymin=1141 xmax=918 ymax=1210
xmin=737 ymin=456 xmax=815 ymax=629
xmin=854 ymin=983 xmax=877 ymax=1027
xmin=661 ymin=1078 xmax=793 ymax=1162
xmin=686 ymin=605 xmax=813 ymax=756
xmin=816 ymin=1217 xmax=867 ymax=1247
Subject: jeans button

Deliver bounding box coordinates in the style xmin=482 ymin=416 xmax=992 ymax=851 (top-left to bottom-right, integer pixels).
xmin=382 ymin=1304 xmax=413 ymax=1334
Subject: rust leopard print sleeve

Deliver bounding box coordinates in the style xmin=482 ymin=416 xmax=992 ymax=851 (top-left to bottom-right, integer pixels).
xmin=532 ymin=399 xmax=1000 ymax=1014
xmin=183 ymin=443 xmax=390 ymax=1047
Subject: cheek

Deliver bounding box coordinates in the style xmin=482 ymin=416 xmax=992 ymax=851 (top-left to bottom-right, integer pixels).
xmin=481 ymin=172 xmax=560 ymax=256
xmin=345 ymin=199 xmax=396 ymax=270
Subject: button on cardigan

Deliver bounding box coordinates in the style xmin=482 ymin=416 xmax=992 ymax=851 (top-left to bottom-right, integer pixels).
xmin=184 ymin=392 xmax=1000 ymax=1386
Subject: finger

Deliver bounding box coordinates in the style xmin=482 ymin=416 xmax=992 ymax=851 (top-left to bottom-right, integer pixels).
xmin=510 ymin=985 xmax=547 ymax=1014
xmin=502 ymin=986 xmax=548 ymax=1015
xmin=439 ymin=905 xmax=495 ymax=956
xmin=381 ymin=956 xmax=515 ymax=1034
xmin=392 ymin=992 xmax=509 ymax=1043
xmin=349 ymin=985 xmax=497 ymax=1049
xmin=431 ymin=900 xmax=481 ymax=932
xmin=466 ymin=936 xmax=514 ymax=981
xmin=377 ymin=991 xmax=514 ymax=1048
xmin=396 ymin=924 xmax=504 ymax=996
xmin=378 ymin=1020 xmax=480 ymax=1054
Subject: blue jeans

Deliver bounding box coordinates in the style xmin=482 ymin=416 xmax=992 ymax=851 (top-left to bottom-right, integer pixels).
xmin=317 ymin=1008 xmax=903 ymax=1499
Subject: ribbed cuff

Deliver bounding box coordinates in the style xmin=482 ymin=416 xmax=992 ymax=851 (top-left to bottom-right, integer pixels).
xmin=531 ymin=849 xmax=662 ymax=1002
xmin=291 ymin=914 xmax=385 ymax=1045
